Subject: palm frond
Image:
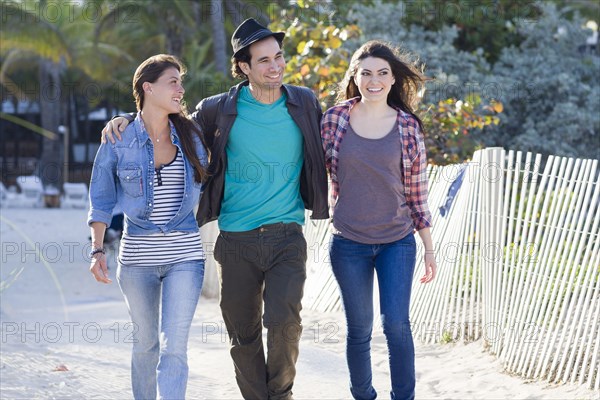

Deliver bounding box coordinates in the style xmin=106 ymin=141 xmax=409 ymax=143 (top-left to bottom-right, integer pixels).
xmin=0 ymin=112 xmax=58 ymax=140
xmin=93 ymin=1 xmax=154 ymax=45
xmin=171 ymin=0 xmax=197 ymax=26
xmin=0 ymin=2 xmax=72 ymax=63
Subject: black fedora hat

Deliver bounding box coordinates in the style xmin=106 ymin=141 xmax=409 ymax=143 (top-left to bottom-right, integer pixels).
xmin=231 ymin=18 xmax=285 ymax=57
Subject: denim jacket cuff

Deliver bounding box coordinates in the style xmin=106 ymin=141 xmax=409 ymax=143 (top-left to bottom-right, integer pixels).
xmin=87 ymin=209 xmax=113 ymax=227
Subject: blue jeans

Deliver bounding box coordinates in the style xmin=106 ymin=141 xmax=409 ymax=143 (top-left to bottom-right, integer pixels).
xmin=330 ymin=234 xmax=416 ymax=400
xmin=117 ymin=261 xmax=204 ymax=400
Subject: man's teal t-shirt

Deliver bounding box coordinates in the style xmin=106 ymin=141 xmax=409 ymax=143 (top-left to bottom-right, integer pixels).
xmin=218 ymin=86 xmax=305 ymax=231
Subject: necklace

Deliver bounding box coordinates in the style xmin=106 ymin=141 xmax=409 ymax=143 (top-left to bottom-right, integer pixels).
xmin=150 ymin=129 xmax=167 ymax=143
xmin=141 ymin=116 xmax=169 ymax=143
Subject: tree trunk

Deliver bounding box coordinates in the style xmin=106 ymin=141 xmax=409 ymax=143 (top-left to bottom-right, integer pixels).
xmin=224 ymin=0 xmax=244 ymax=27
xmin=166 ymin=10 xmax=184 ymax=57
xmin=210 ymin=0 xmax=228 ymax=76
xmin=38 ymin=60 xmax=63 ymax=191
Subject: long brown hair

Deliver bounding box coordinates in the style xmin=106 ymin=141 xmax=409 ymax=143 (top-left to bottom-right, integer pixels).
xmin=132 ymin=54 xmax=208 ymax=183
xmin=338 ymin=40 xmax=427 ymax=130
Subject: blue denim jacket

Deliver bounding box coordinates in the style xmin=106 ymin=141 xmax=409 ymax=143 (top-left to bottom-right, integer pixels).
xmin=87 ymin=116 xmax=208 ymax=235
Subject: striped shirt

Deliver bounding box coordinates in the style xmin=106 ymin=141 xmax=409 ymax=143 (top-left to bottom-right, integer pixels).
xmin=321 ymin=97 xmax=432 ymax=231
xmin=119 ymin=149 xmax=204 ymax=266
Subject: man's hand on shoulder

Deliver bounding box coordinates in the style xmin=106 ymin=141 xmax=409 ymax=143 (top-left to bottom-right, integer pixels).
xmin=101 ymin=117 xmax=130 ymax=144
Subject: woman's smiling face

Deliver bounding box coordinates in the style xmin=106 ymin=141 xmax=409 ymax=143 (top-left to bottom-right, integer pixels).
xmin=354 ymin=56 xmax=396 ymax=103
xmin=144 ymin=67 xmax=185 ymax=114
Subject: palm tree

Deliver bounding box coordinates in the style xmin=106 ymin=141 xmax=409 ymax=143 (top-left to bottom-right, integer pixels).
xmin=96 ymin=0 xmax=280 ymax=88
xmin=1 ymin=0 xmax=133 ymax=190
xmin=1 ymin=0 xmax=279 ymax=192
xmin=95 ymin=0 xmax=198 ymax=59
xmin=209 ymin=0 xmax=228 ymax=76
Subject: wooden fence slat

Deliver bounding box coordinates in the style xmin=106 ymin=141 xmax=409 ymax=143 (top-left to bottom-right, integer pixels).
xmin=503 ymin=154 xmax=553 ymax=368
xmin=518 ymin=158 xmax=577 ymax=376
xmin=532 ymin=159 xmax=596 ymax=380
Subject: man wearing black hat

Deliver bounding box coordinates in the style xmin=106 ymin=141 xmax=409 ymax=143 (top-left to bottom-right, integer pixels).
xmin=197 ymin=17 xmax=328 ymax=400
xmin=103 ymin=18 xmax=328 ymax=400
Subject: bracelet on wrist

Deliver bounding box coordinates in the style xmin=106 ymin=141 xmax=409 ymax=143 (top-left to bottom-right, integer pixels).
xmin=89 ymin=247 xmax=106 ymax=258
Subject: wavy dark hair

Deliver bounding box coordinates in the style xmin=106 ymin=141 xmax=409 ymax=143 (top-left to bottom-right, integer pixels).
xmin=338 ymin=40 xmax=427 ymax=130
xmin=132 ymin=54 xmax=208 ymax=183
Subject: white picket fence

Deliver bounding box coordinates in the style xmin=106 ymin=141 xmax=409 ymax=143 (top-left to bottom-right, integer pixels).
xmin=302 ymin=147 xmax=599 ymax=390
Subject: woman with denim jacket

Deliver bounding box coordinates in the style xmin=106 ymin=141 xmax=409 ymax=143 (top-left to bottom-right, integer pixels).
xmin=87 ymin=54 xmax=209 ymax=399
xmin=321 ymin=41 xmax=437 ymax=400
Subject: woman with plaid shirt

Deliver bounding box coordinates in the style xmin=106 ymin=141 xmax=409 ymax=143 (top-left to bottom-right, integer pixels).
xmin=321 ymin=41 xmax=437 ymax=400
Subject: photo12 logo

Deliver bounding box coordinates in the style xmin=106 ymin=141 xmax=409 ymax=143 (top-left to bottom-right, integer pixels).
xmin=1 ymin=1 xmax=139 ymax=24
xmin=1 ymin=321 xmax=138 ymax=344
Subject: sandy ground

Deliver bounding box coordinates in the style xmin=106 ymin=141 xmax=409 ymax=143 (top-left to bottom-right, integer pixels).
xmin=1 ymin=208 xmax=598 ymax=399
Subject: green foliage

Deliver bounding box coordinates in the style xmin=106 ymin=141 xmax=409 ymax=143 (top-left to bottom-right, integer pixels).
xmin=546 ymin=0 xmax=600 ymax=23
xmin=485 ymin=2 xmax=600 ymax=159
xmin=348 ymin=0 xmax=599 ymax=162
xmin=440 ymin=330 xmax=456 ymax=344
xmin=399 ymin=0 xmax=539 ymax=64
xmin=0 ymin=0 xmax=71 ymax=63
xmin=421 ymin=96 xmax=502 ymax=164
xmin=0 ymin=0 xmax=239 ymax=116
xmin=345 ymin=1 xmax=492 ymax=92
xmin=347 ymin=0 xmax=598 ymax=65
xmin=179 ymin=40 xmax=235 ymax=109
xmin=91 ymin=0 xmax=217 ymax=111
xmin=15 ymin=2 xmax=134 ymax=66
xmin=270 ymin=0 xmax=361 ymax=109
xmin=0 ymin=0 xmax=136 ymax=107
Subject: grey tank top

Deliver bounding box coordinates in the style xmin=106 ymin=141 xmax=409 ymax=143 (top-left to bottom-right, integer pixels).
xmin=333 ymin=122 xmax=414 ymax=244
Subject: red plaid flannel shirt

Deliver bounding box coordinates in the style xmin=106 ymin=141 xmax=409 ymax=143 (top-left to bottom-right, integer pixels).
xmin=321 ymin=97 xmax=432 ymax=231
